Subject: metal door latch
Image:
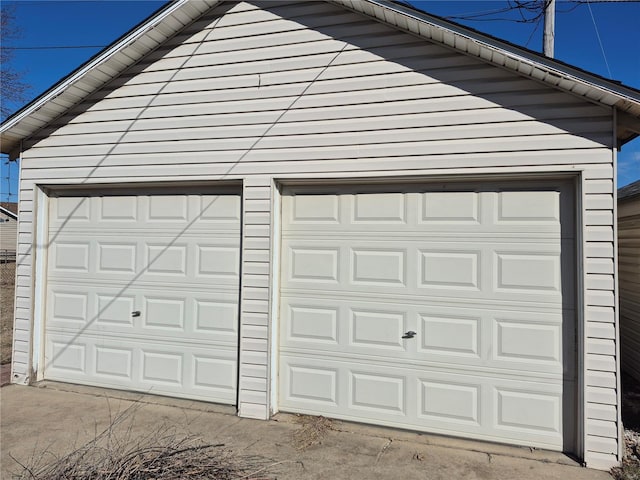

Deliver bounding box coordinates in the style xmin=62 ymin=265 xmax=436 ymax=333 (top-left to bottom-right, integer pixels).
xmin=131 ymin=311 xmax=141 ymax=317
xmin=402 ymin=331 xmax=416 ymax=339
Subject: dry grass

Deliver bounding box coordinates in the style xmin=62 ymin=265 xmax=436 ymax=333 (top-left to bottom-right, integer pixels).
xmin=612 ymin=461 xmax=640 ymax=480
xmin=10 ymin=403 xmax=277 ymax=480
xmin=613 ymin=376 xmax=640 ymax=480
xmin=616 ymin=431 xmax=640 ymax=480
xmin=291 ymin=414 xmax=334 ymax=451
xmin=1 ymin=262 xmax=15 ymax=365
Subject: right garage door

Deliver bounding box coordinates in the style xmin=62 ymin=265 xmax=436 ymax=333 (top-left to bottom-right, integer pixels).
xmin=279 ymin=180 xmax=576 ymax=451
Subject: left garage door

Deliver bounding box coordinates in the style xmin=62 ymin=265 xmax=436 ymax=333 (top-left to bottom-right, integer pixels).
xmin=44 ymin=188 xmax=241 ymax=404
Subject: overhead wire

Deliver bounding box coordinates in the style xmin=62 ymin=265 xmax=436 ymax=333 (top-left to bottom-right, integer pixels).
xmin=525 ymin=15 xmax=543 ymax=48
xmin=585 ymin=0 xmax=613 ymax=78
xmin=442 ymin=0 xmax=637 ymax=22
xmin=2 ymin=45 xmax=106 ymax=50
xmin=1 ymin=156 xmax=16 ymax=202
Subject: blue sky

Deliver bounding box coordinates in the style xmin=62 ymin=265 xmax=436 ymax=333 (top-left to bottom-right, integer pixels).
xmin=1 ymin=0 xmax=638 ymax=201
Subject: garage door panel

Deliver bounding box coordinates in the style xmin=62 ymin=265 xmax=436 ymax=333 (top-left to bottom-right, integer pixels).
xmin=419 ymin=312 xmax=481 ymax=358
xmin=280 ymin=353 xmax=567 ymax=449
xmin=97 ymin=242 xmax=137 ymax=274
xmin=50 ymin=193 xmax=241 ymax=225
xmin=419 ymin=379 xmax=480 ymax=425
xmin=494 ymin=387 xmax=561 ymax=435
xmin=281 ymin=296 xmax=569 ymax=375
xmin=96 ymin=292 xmax=136 ymax=327
xmin=350 ymin=309 xmax=407 ymax=350
xmin=283 ymin=189 xmax=572 ymax=236
xmin=421 ymin=190 xmax=479 ymax=223
xmin=496 ymin=190 xmax=559 ymax=222
xmin=351 ymin=248 xmax=407 ymax=286
xmin=285 ymin=303 xmax=340 ymax=344
xmin=45 ymin=191 xmax=241 ymax=405
xmin=282 ymin=239 xmax=569 ymax=305
xmin=45 ymin=332 xmax=238 ymax=403
xmin=48 ymin=289 xmax=90 ymax=325
xmin=420 ymin=248 xmax=480 ymax=290
xmin=47 ymin=284 xmax=239 ymax=341
xmin=493 ymin=318 xmax=560 ymax=363
xmin=50 ymin=241 xmax=91 ymax=273
xmin=287 ymin=247 xmax=340 ymax=283
xmin=47 ymin=237 xmax=241 ymax=282
xmin=280 ymin=181 xmax=576 ymax=451
xmin=53 ymin=196 xmax=91 ymax=222
xmin=99 ymin=195 xmax=138 ymax=221
xmin=47 ymin=336 xmax=88 ymax=375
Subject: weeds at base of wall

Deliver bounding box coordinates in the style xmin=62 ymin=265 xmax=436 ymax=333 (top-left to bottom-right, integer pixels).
xmin=612 ymin=460 xmax=640 ymax=480
xmin=612 ymin=429 xmax=640 ymax=480
xmin=613 ymin=377 xmax=640 ymax=480
xmin=291 ymin=414 xmax=335 ymax=451
xmin=8 ymin=402 xmax=279 ymax=480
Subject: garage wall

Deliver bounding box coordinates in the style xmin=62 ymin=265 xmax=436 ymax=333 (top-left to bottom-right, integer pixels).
xmin=13 ymin=0 xmax=617 ymax=468
xmin=618 ymin=191 xmax=640 ymax=382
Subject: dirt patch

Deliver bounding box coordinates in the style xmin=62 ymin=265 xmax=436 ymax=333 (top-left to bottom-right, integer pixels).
xmin=1 ymin=261 xmax=15 ymax=365
xmin=291 ymin=414 xmax=335 ymax=451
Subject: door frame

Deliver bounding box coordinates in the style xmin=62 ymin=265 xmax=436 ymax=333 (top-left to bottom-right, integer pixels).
xmin=31 ymin=181 xmax=243 ymax=400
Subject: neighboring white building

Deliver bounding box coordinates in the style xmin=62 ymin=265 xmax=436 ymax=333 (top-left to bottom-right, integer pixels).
xmin=0 ymin=203 xmax=18 ymax=259
xmin=1 ymin=0 xmax=639 ymax=471
xmin=618 ymin=180 xmax=640 ymax=382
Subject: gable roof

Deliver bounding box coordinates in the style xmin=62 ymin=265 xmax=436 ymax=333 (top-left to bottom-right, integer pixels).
xmin=2 ymin=0 xmax=640 ymax=158
xmin=618 ymin=179 xmax=640 ymax=202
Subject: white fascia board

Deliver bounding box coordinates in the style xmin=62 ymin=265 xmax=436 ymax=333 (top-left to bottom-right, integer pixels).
xmin=0 ymin=207 xmax=18 ymax=219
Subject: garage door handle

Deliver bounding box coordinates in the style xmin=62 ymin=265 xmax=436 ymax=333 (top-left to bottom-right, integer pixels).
xmin=131 ymin=311 xmax=141 ymax=317
xmin=402 ymin=331 xmax=416 ymax=339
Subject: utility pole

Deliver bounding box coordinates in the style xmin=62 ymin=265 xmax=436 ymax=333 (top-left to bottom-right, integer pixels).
xmin=543 ymin=0 xmax=556 ymax=57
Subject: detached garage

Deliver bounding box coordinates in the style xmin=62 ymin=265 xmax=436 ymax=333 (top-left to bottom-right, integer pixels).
xmin=2 ymin=0 xmax=640 ymax=471
xmin=618 ymin=180 xmax=640 ymax=382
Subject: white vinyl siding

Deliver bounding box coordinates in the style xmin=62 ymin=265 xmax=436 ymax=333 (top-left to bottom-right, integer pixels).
xmin=12 ymin=0 xmax=617 ymax=469
xmin=618 ymin=195 xmax=640 ymax=382
xmin=0 ymin=214 xmax=18 ymax=253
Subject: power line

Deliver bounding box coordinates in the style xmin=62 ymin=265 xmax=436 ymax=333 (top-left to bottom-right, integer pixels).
xmin=1 ymin=156 xmax=17 ymax=202
xmin=443 ymin=0 xmax=638 ymax=22
xmin=2 ymin=45 xmax=106 ymax=50
xmin=585 ymin=0 xmax=613 ymax=78
xmin=525 ymin=15 xmax=543 ymax=48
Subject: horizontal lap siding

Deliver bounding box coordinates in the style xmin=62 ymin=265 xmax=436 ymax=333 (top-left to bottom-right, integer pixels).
xmin=0 ymin=217 xmax=17 ymax=252
xmin=14 ymin=0 xmax=617 ymax=468
xmin=618 ymin=198 xmax=640 ymax=382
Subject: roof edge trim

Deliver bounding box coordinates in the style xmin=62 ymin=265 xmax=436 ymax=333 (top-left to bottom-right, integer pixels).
xmin=0 ymin=206 xmax=18 ymax=219
xmin=0 ymin=0 xmax=191 ymax=134
xmin=359 ymin=0 xmax=640 ymax=104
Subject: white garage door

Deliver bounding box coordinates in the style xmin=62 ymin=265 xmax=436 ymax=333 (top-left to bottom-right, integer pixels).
xmin=44 ymin=188 xmax=241 ymax=404
xmin=279 ymin=180 xmax=576 ymax=451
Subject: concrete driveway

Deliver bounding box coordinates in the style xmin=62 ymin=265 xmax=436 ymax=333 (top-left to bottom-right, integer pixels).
xmin=1 ymin=382 xmax=611 ymax=479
